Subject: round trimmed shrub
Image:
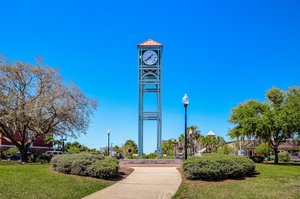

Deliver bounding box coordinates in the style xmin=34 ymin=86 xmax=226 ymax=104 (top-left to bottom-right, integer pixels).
xmin=51 ymin=152 xmax=105 ymax=175
xmin=87 ymin=157 xmax=119 ymax=179
xmin=183 ymin=154 xmax=255 ymax=181
xmin=70 ymin=153 xmax=104 ymax=176
xmin=279 ymin=151 xmax=291 ymax=162
xmin=51 ymin=154 xmax=73 ymax=174
xmin=250 ymin=156 xmax=264 ymax=163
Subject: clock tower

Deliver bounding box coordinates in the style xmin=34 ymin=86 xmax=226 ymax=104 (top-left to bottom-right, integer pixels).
xmin=137 ymin=39 xmax=163 ymax=156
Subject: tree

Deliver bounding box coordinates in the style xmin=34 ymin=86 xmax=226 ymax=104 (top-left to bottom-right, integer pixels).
xmin=53 ymin=139 xmax=63 ymax=151
xmin=121 ymin=140 xmax=137 ymax=158
xmin=162 ymin=139 xmax=175 ymax=156
xmin=176 ymin=125 xmax=201 ymax=156
xmin=113 ymin=145 xmax=122 ymax=159
xmin=0 ymin=56 xmax=97 ymax=162
xmin=229 ymin=87 xmax=300 ymax=164
xmin=65 ymin=141 xmax=90 ymax=154
xmin=187 ymin=125 xmax=201 ymax=155
xmin=254 ymin=143 xmax=271 ymax=157
xmin=199 ymin=135 xmax=225 ymax=153
xmin=217 ymin=144 xmax=234 ymax=154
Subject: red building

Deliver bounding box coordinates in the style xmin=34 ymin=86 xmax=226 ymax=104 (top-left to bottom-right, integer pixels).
xmin=0 ymin=132 xmax=53 ymax=153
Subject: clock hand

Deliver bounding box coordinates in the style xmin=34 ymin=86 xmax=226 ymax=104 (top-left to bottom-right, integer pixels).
xmin=145 ymin=54 xmax=153 ymax=61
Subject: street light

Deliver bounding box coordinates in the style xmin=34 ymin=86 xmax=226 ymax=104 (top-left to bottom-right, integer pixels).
xmin=60 ymin=138 xmax=66 ymax=153
xmin=182 ymin=93 xmax=189 ymax=160
xmin=107 ymin=129 xmax=111 ymax=156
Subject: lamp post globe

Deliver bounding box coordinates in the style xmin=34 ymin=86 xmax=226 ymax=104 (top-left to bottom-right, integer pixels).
xmin=182 ymin=93 xmax=189 ymax=107
xmin=107 ymin=129 xmax=111 ymax=156
xmin=182 ymin=93 xmax=189 ymax=160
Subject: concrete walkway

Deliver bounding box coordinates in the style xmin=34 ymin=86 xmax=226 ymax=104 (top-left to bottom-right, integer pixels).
xmin=83 ymin=167 xmax=182 ymax=199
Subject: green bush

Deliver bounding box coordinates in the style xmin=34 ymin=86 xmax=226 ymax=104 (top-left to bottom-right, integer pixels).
xmin=86 ymin=157 xmax=119 ymax=179
xmin=183 ymin=154 xmax=255 ymax=181
xmin=51 ymin=155 xmax=74 ymax=173
xmin=279 ymin=151 xmax=291 ymax=162
xmin=163 ymin=155 xmax=176 ymax=159
xmin=51 ymin=153 xmax=104 ymax=174
xmin=2 ymin=147 xmax=19 ymax=159
xmin=70 ymin=153 xmax=104 ymax=176
xmin=254 ymin=144 xmax=271 ymax=157
xmin=51 ymin=153 xmax=118 ymax=179
xmin=139 ymin=153 xmax=158 ymax=159
xmin=217 ymin=144 xmax=234 ymax=154
xmin=250 ymin=156 xmax=264 ymax=163
xmin=32 ymin=153 xmax=52 ymax=163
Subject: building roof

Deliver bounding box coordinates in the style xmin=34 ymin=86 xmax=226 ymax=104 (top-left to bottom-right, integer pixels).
xmin=138 ymin=39 xmax=163 ymax=46
xmin=278 ymin=140 xmax=299 ymax=150
xmin=206 ymin=130 xmax=216 ymax=136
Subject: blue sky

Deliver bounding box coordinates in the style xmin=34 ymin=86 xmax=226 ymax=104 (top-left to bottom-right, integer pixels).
xmin=1 ymin=0 xmax=300 ymax=153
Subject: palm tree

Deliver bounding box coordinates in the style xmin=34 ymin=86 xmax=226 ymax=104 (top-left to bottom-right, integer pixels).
xmin=199 ymin=136 xmax=210 ymax=152
xmin=211 ymin=136 xmax=225 ymax=152
xmin=187 ymin=126 xmax=201 ymax=155
xmin=177 ymin=134 xmax=185 ymax=155
xmin=199 ymin=136 xmax=225 ymax=153
xmin=177 ymin=125 xmax=201 ymax=156
xmin=113 ymin=145 xmax=122 ymax=158
xmin=162 ymin=139 xmax=175 ymax=156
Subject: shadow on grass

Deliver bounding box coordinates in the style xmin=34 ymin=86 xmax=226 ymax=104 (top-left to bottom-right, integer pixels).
xmin=247 ymin=171 xmax=260 ymax=178
xmin=262 ymin=162 xmax=300 ymax=166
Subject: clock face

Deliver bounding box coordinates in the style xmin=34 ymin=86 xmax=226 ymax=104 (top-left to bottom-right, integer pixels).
xmin=142 ymin=50 xmax=158 ymax=65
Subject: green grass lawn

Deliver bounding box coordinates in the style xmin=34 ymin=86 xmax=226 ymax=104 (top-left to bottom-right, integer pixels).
xmin=0 ymin=161 xmax=112 ymax=199
xmin=173 ymin=163 xmax=300 ymax=199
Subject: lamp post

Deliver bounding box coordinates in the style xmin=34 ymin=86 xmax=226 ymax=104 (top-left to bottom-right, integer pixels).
xmin=182 ymin=93 xmax=189 ymax=160
xmin=107 ymin=129 xmax=111 ymax=156
xmin=60 ymin=138 xmax=66 ymax=153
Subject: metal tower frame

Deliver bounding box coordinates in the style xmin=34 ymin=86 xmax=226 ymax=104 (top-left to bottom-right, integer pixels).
xmin=137 ymin=39 xmax=163 ymax=156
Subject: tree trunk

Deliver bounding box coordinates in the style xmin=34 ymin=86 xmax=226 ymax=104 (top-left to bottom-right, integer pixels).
xmin=19 ymin=146 xmax=28 ymax=163
xmin=274 ymin=146 xmax=279 ymax=164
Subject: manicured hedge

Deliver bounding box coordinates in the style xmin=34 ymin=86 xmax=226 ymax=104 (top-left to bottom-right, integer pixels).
xmin=87 ymin=157 xmax=119 ymax=179
xmin=279 ymin=151 xmax=291 ymax=162
xmin=250 ymin=156 xmax=264 ymax=163
xmin=183 ymin=154 xmax=255 ymax=181
xmin=51 ymin=153 xmax=119 ymax=179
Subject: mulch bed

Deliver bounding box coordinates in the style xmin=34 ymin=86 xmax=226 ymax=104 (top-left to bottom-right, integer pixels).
xmin=112 ymin=167 xmax=134 ymax=181
xmin=120 ymin=163 xmax=180 ymax=167
xmin=49 ymin=166 xmax=134 ymax=182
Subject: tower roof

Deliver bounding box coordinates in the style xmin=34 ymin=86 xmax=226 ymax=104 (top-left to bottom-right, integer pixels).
xmin=206 ymin=130 xmax=216 ymax=136
xmin=138 ymin=39 xmax=163 ymax=46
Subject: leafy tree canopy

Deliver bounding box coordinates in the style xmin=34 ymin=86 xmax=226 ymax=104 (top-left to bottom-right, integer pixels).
xmin=122 ymin=140 xmax=137 ymax=158
xmin=229 ymin=87 xmax=300 ymax=164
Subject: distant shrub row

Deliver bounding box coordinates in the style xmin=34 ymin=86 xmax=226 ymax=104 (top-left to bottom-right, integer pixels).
xmin=183 ymin=154 xmax=255 ymax=181
xmin=126 ymin=153 xmax=176 ymax=159
xmin=249 ymin=156 xmax=264 ymax=163
xmin=51 ymin=153 xmax=119 ymax=179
